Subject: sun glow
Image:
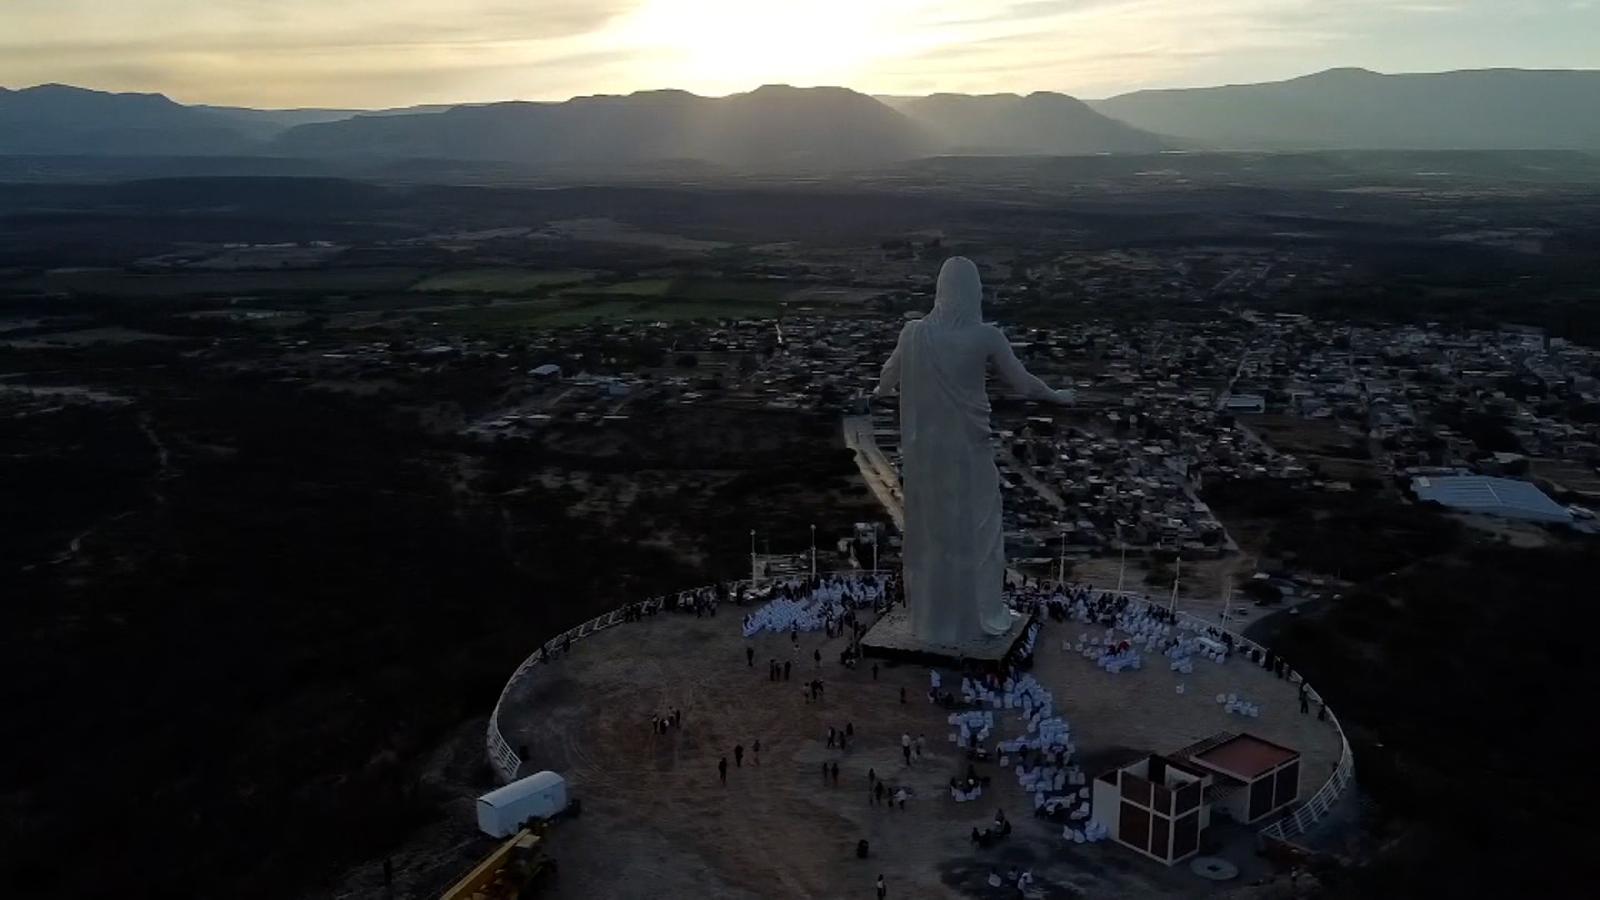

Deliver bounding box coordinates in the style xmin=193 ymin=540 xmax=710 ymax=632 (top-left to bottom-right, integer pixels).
xmin=612 ymin=0 xmax=932 ymax=94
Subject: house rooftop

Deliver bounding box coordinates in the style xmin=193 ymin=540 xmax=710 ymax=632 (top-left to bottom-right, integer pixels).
xmin=1189 ymin=733 xmax=1299 ymax=781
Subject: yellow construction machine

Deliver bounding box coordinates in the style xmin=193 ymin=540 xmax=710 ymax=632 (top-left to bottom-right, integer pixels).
xmin=439 ymin=827 xmax=556 ymax=900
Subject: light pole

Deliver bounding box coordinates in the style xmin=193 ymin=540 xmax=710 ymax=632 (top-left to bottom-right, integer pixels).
xmin=750 ymin=529 xmax=757 ymax=584
xmin=810 ymin=524 xmax=817 ymax=581
xmin=1058 ymin=529 xmax=1067 ymax=588
xmin=1169 ymin=554 xmax=1182 ymax=616
xmin=1115 ymin=523 xmax=1126 ymax=596
xmin=871 ymin=526 xmax=879 ymax=575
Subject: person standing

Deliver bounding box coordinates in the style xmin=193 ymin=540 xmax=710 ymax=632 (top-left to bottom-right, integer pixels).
xmin=1299 ymin=683 xmax=1310 ymax=715
xmin=747 ymin=646 xmax=755 ymax=667
xmin=831 ymin=761 xmax=840 ymax=786
xmin=718 ymin=756 xmax=728 ymax=785
xmin=876 ymin=874 xmax=887 ymax=899
xmin=814 ymin=648 xmax=822 ymax=669
xmin=784 ymin=660 xmax=792 ymax=681
xmin=735 ymin=744 xmax=745 ymax=767
xmin=753 ymin=738 xmax=762 ymax=765
xmin=901 ymin=733 xmax=912 ymax=765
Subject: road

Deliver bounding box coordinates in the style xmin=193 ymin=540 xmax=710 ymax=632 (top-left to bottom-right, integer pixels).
xmin=842 ymin=414 xmax=904 ymax=531
xmin=996 ymin=444 xmax=1067 ymax=511
xmin=1216 ymin=336 xmax=1257 ymax=411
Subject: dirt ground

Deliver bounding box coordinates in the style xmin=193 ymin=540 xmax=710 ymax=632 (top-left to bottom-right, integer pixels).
xmin=1244 ymin=416 xmax=1379 ymax=484
xmin=1530 ymin=458 xmax=1600 ymax=497
xmin=1068 ymin=556 xmax=1259 ymax=625
xmin=493 ymin=604 xmax=1345 ymax=899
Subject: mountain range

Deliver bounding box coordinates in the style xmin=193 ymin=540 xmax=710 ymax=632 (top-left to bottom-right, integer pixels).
xmin=880 ymin=92 xmax=1164 ymax=155
xmin=3 ymin=68 xmax=1598 ymax=169
xmin=1095 ymin=67 xmax=1600 ymax=151
xmin=273 ymin=85 xmax=939 ymax=168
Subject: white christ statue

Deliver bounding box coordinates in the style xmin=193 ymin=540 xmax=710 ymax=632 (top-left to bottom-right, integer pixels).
xmin=873 ymin=257 xmax=1073 ymax=646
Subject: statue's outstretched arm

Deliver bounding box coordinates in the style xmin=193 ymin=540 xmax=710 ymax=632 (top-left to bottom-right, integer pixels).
xmin=990 ymin=326 xmax=1073 ymax=404
xmin=873 ymin=326 xmax=908 ymax=397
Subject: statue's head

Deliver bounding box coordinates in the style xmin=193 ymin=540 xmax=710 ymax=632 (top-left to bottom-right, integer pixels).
xmin=931 ymin=256 xmax=983 ymax=326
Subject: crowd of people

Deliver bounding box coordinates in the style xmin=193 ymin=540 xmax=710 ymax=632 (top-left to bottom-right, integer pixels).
xmin=739 ymin=573 xmax=897 ymax=639
xmin=985 ymin=864 xmax=1035 ymax=894
xmin=648 ymin=708 xmax=682 ymax=735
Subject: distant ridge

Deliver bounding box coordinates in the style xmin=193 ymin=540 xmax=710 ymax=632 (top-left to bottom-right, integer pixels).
xmin=0 ymin=84 xmax=254 ymax=156
xmin=1094 ymin=68 xmax=1600 ymax=150
xmin=879 ymin=92 xmax=1166 ymax=155
xmin=6 ymin=68 xmax=1600 ymax=164
xmin=274 ymin=85 xmax=931 ymax=170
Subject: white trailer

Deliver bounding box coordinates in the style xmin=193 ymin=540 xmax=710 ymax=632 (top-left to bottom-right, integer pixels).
xmin=476 ymin=771 xmax=569 ymax=838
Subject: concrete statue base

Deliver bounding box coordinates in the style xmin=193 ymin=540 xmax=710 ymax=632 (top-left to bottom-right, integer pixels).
xmin=860 ymin=603 xmax=1033 ymax=669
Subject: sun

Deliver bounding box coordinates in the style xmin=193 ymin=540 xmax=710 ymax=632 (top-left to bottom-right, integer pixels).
xmin=613 ymin=0 xmax=920 ymax=94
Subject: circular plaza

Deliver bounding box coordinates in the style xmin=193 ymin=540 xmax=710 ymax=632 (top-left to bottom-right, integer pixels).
xmin=490 ymin=576 xmax=1349 ymax=898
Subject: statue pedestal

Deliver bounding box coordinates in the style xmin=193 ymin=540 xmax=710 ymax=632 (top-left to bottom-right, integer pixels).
xmin=859 ymin=604 xmax=1033 ymax=670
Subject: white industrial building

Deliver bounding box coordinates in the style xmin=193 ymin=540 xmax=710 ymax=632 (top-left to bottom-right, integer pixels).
xmin=477 ymin=771 xmax=569 ymax=837
xmin=1412 ymin=475 xmax=1573 ymax=524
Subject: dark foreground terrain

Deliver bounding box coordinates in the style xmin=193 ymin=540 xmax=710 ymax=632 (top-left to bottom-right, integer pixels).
xmin=1 ymin=338 xmax=873 ymax=898
xmin=3 ymin=158 xmax=1599 ymax=896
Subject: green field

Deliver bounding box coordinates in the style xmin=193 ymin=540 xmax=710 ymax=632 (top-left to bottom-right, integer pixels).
xmin=557 ymin=277 xmax=674 ymax=298
xmin=414 ymin=276 xmax=871 ymax=332
xmin=431 ymin=296 xmax=787 ymax=331
xmin=561 ymin=278 xmax=793 ymax=301
xmin=411 ymin=268 xmax=596 ymax=293
xmin=28 ymin=267 xmax=424 ymax=297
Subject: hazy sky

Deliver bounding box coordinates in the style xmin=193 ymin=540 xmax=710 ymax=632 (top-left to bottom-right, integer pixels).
xmin=3 ymin=0 xmax=1597 ymax=108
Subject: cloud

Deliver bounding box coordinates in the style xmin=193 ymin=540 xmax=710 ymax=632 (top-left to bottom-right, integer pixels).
xmin=0 ymin=0 xmax=648 ymax=105
xmin=1 ymin=0 xmax=1596 ymax=106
